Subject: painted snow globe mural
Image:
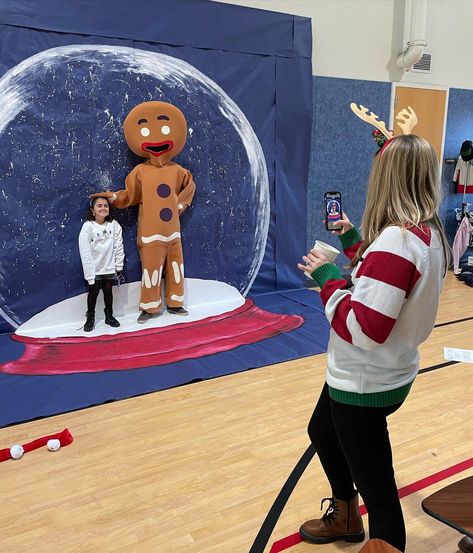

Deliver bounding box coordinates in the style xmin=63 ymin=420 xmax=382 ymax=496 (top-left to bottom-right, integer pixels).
xmin=0 ymin=45 xmax=302 ymax=375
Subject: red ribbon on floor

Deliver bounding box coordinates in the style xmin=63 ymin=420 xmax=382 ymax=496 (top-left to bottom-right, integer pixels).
xmin=0 ymin=428 xmax=73 ymax=462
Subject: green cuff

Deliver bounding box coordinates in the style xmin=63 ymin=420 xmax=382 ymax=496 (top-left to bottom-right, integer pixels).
xmin=339 ymin=226 xmax=362 ymax=250
xmin=310 ymin=263 xmax=343 ymax=288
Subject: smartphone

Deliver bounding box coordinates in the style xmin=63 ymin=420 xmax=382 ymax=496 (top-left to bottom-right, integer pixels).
xmin=324 ymin=191 xmax=343 ymax=231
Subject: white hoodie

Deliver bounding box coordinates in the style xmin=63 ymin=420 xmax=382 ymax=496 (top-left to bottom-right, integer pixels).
xmin=78 ymin=220 xmax=124 ymax=284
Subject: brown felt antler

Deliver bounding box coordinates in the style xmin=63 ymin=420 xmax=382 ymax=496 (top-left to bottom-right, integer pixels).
xmin=351 ymin=102 xmax=418 ymax=137
xmin=350 ymin=103 xmax=393 ymax=140
xmin=395 ymin=106 xmax=418 ymax=135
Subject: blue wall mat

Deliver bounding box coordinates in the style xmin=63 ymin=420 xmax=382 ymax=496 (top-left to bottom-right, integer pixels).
xmin=307 ymin=76 xmax=391 ymax=271
xmin=307 ymin=78 xmax=472 ymax=273
xmin=440 ymin=88 xmax=473 ymax=242
xmin=0 ymin=0 xmax=312 ymax=334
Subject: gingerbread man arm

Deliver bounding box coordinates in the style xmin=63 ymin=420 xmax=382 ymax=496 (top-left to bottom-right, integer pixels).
xmin=112 ymin=167 xmax=143 ymax=209
xmin=177 ymin=169 xmax=196 ymax=212
xmin=89 ymin=191 xmax=115 ymax=200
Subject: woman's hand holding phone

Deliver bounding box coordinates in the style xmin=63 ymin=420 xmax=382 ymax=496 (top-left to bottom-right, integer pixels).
xmin=331 ymin=212 xmax=353 ymax=236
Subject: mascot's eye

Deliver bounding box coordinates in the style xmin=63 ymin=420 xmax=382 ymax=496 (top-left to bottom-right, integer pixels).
xmin=161 ymin=125 xmax=171 ymax=135
xmin=140 ymin=127 xmax=151 ymax=137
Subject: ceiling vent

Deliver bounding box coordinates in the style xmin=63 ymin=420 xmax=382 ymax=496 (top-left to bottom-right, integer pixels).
xmin=411 ymin=52 xmax=432 ymax=73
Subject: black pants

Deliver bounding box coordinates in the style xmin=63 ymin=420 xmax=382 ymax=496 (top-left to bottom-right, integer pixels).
xmin=87 ymin=279 xmax=113 ymax=312
xmin=308 ymin=383 xmax=406 ymax=552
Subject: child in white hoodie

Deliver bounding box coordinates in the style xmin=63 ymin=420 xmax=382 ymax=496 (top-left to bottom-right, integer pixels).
xmin=78 ymin=196 xmax=124 ymax=331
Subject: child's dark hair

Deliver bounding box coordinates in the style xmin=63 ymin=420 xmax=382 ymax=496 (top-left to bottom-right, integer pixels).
xmin=85 ymin=196 xmax=114 ymax=222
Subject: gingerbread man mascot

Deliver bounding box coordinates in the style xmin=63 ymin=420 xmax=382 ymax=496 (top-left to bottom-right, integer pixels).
xmin=91 ymin=101 xmax=196 ymax=323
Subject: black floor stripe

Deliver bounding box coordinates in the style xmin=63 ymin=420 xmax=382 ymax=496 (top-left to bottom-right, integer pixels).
xmin=434 ymin=316 xmax=473 ymax=328
xmin=419 ymin=360 xmax=459 ymax=374
xmin=248 ymin=444 xmax=315 ymax=553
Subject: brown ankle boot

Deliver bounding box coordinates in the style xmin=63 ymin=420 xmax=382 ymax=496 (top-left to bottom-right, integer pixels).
xmin=299 ymin=494 xmax=365 ymax=544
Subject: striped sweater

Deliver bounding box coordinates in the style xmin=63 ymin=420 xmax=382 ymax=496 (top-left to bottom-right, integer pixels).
xmin=311 ymin=225 xmax=445 ymax=407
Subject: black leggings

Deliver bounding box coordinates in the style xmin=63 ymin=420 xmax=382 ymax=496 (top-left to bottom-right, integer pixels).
xmin=87 ymin=279 xmax=113 ymax=312
xmin=308 ymin=383 xmax=406 ymax=552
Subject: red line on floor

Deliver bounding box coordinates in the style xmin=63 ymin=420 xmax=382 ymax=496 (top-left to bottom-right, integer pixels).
xmin=269 ymin=456 xmax=473 ymax=553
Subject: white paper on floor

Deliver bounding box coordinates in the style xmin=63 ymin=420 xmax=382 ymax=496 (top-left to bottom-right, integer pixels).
xmin=444 ymin=347 xmax=473 ymax=364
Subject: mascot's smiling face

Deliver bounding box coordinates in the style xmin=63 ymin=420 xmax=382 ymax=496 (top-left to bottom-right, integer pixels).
xmin=123 ymin=101 xmax=187 ymax=166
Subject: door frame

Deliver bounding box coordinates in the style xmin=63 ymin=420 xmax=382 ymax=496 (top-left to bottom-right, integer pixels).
xmin=390 ymin=82 xmax=449 ymax=164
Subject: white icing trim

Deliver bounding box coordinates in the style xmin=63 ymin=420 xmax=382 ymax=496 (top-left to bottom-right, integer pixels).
xmin=172 ymin=261 xmax=181 ymax=284
xmin=143 ymin=269 xmax=151 ymax=289
xmin=141 ymin=232 xmax=181 ymax=244
xmin=140 ymin=300 xmax=162 ymax=309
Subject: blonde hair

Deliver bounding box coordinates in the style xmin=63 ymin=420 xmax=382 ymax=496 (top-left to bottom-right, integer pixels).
xmin=354 ymin=134 xmax=450 ymax=273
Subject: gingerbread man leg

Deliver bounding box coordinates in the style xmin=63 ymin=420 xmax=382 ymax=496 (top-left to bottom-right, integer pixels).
xmin=138 ymin=245 xmax=167 ymax=313
xmin=165 ymin=240 xmax=185 ymax=308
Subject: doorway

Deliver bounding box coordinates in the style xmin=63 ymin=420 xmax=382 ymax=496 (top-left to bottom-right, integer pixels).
xmin=391 ymin=84 xmax=448 ymax=162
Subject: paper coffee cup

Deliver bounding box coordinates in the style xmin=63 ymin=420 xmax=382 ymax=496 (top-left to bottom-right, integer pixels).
xmin=304 ymin=240 xmax=340 ymax=278
xmin=313 ymin=240 xmax=340 ymax=262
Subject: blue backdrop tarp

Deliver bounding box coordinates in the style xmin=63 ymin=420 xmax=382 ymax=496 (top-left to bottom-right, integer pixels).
xmin=0 ymin=0 xmax=311 ymax=58
xmin=0 ymin=0 xmax=312 ymax=334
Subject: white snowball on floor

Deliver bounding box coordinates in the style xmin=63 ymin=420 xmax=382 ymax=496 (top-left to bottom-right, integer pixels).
xmin=10 ymin=444 xmax=24 ymax=459
xmin=47 ymin=439 xmax=61 ymax=452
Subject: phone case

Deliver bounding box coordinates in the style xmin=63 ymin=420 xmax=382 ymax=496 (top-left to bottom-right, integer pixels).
xmin=324 ymin=192 xmax=342 ymax=230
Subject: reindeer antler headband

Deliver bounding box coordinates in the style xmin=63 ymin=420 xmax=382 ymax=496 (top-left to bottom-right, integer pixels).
xmin=350 ymin=103 xmax=418 ymax=145
xmin=395 ymin=106 xmax=418 ymax=135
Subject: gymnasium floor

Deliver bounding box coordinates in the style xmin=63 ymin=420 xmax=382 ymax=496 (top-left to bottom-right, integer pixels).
xmin=0 ymin=271 xmax=472 ymax=553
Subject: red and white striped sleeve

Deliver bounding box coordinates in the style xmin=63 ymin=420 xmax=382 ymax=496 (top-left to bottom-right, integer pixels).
xmin=320 ymin=226 xmax=424 ymax=350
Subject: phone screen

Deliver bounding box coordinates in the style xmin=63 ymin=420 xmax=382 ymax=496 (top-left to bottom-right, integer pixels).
xmin=324 ymin=191 xmax=342 ymax=231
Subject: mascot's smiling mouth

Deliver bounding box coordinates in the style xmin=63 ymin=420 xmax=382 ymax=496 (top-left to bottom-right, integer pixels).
xmin=141 ymin=141 xmax=174 ymax=156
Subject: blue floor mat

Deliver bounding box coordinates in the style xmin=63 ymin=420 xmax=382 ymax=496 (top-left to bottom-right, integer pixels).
xmin=0 ymin=289 xmax=329 ymax=427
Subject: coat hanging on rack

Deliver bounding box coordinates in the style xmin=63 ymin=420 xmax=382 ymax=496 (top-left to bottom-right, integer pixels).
xmin=453 ymin=140 xmax=473 ymax=194
xmin=452 ymin=214 xmax=473 ymax=274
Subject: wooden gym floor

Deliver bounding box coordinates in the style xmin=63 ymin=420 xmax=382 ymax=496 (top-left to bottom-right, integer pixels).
xmin=0 ymin=271 xmax=472 ymax=553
